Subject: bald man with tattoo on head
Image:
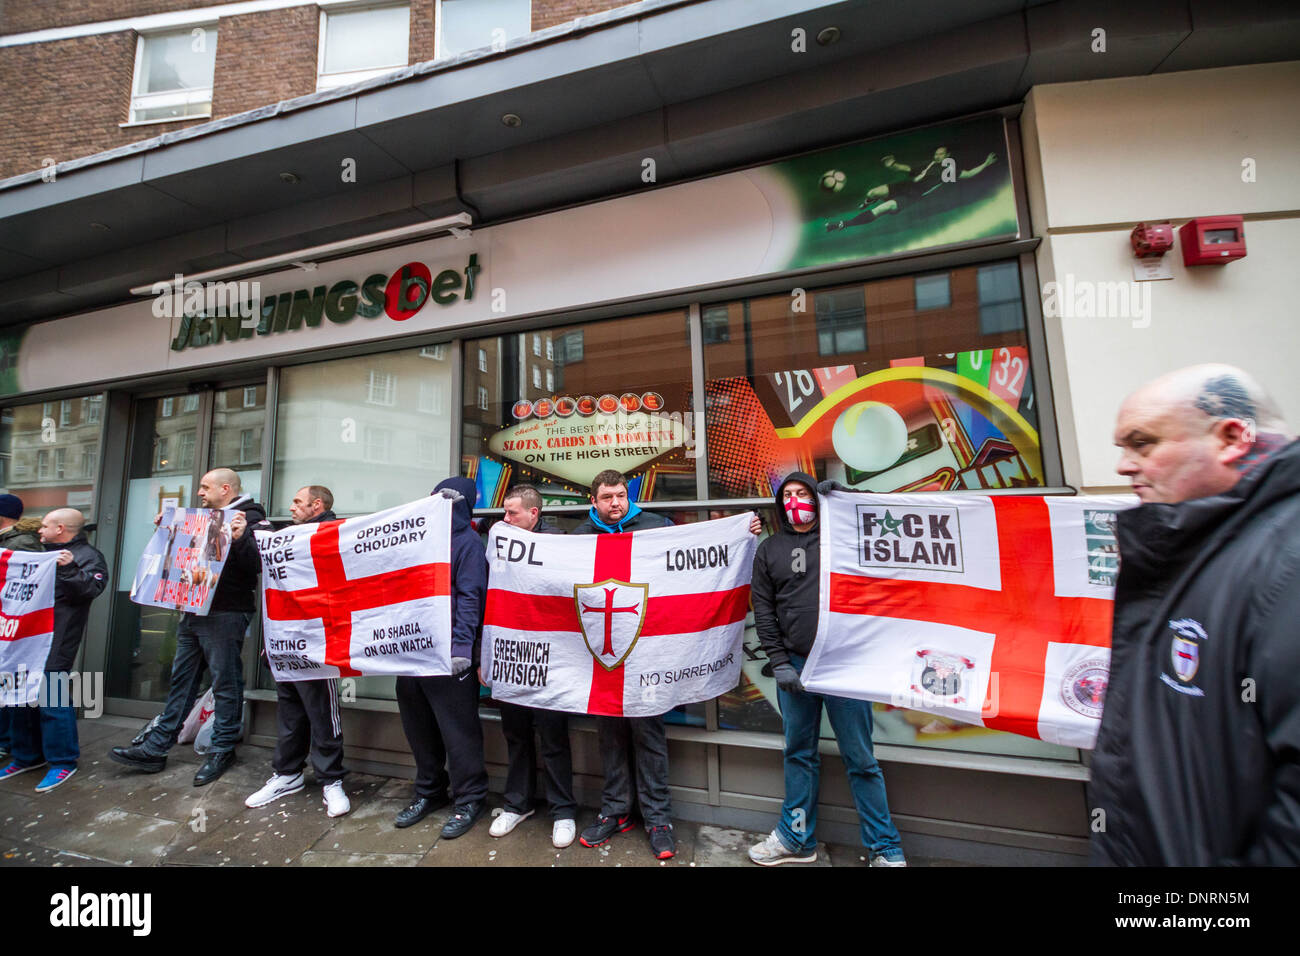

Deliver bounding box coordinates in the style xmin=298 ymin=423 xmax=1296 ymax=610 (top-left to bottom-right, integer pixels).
xmin=1091 ymin=364 xmax=1300 ymax=865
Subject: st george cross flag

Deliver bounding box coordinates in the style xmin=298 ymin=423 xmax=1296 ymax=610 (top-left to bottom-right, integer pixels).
xmin=801 ymin=491 xmax=1136 ymax=748
xmin=0 ymin=549 xmax=61 ymax=706
xmin=255 ymin=495 xmax=454 ymax=682
xmin=483 ymin=513 xmax=757 ymax=717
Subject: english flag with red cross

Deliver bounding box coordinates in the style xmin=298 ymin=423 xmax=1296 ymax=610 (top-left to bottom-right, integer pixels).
xmin=800 ymin=490 xmax=1137 ymax=748
xmin=255 ymin=495 xmax=454 ymax=681
xmin=0 ymin=549 xmax=61 ymax=706
xmin=483 ymin=513 xmax=757 ymax=717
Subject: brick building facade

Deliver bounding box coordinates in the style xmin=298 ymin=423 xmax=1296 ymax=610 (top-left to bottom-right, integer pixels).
xmin=0 ymin=0 xmax=631 ymax=180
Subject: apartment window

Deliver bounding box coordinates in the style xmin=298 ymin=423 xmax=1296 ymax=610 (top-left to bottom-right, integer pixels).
xmin=702 ymin=306 xmax=730 ymax=344
xmin=42 ymin=402 xmax=53 ymax=422
xmin=419 ymin=381 xmax=445 ymax=415
xmin=59 ymin=400 xmax=72 ymax=426
xmin=177 ymin=431 xmax=196 ymax=470
xmin=366 ymin=370 xmax=397 ymax=406
xmin=130 ymin=26 xmax=218 ymax=123
xmin=421 ymin=344 xmax=447 ymax=360
xmin=363 ymin=426 xmax=393 ymax=464
xmin=83 ymin=445 xmax=98 ymax=480
xmin=814 ymin=289 xmax=867 ymax=355
xmin=438 ymin=0 xmax=531 ymax=58
xmin=318 ymin=4 xmax=410 ymax=89
xmin=243 ymin=386 xmax=258 ymax=408
xmin=532 ymin=366 xmax=541 ymax=389
xmin=477 ymin=386 xmax=489 ymax=411
xmin=478 ymin=348 xmax=488 ymax=373
xmin=558 ymin=330 xmax=583 ymax=364
xmin=181 ymin=394 xmax=199 ymax=413
xmin=532 ymin=335 xmax=541 ymax=357
xmin=239 ymin=428 xmax=258 ymax=464
xmin=914 ymin=273 xmax=952 ymax=311
xmin=82 ymin=396 xmax=104 ymax=423
xmin=545 ymin=369 xmax=554 ymax=393
xmin=161 ymin=397 xmax=174 ymax=417
xmin=545 ymin=337 xmax=553 ymax=361
xmin=54 ymin=447 xmax=66 ymax=480
xmin=977 ymin=262 xmax=1025 ymax=334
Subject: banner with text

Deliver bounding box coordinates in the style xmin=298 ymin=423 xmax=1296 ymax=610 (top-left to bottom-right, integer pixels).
xmin=801 ymin=490 xmax=1137 ymax=748
xmin=256 ymin=495 xmax=453 ymax=681
xmin=129 ymin=507 xmax=235 ymax=615
xmin=483 ymin=513 xmax=757 ymax=717
xmin=0 ymin=550 xmax=60 ymax=705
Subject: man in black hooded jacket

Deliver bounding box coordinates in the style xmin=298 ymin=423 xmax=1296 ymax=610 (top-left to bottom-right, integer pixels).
xmin=392 ymin=476 xmax=491 ymax=838
xmin=1091 ymin=364 xmax=1300 ymax=865
xmin=747 ymin=471 xmax=906 ymax=867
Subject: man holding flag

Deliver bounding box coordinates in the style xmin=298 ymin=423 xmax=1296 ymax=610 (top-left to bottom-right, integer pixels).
xmin=747 ymin=473 xmax=906 ymax=867
xmin=571 ymin=469 xmax=677 ymax=859
xmin=1 ymin=509 xmax=107 ymax=793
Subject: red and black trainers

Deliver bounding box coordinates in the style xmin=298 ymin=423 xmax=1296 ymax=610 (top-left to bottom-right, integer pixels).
xmin=579 ymin=813 xmax=635 ymax=847
xmin=648 ymin=824 xmax=675 ymax=860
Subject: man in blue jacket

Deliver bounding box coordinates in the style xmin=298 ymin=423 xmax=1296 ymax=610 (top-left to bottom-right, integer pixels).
xmin=393 ymin=476 xmax=490 ymax=837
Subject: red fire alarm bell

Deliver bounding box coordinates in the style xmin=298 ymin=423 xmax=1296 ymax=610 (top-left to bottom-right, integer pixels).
xmin=1131 ymin=222 xmax=1174 ymax=258
xmin=1180 ymin=216 xmax=1247 ymax=266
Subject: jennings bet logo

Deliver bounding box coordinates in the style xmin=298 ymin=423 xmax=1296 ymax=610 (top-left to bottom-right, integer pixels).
xmin=857 ymin=505 xmax=962 ymax=571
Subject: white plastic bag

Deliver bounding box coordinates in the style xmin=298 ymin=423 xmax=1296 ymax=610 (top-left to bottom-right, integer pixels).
xmin=178 ymin=687 xmax=215 ymax=745
xmin=193 ymin=709 xmax=216 ymax=755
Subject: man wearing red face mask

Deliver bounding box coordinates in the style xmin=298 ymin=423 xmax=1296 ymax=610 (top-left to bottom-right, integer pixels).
xmin=747 ymin=472 xmax=906 ymax=867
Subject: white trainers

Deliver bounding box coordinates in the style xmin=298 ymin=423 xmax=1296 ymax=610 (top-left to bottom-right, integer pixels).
xmin=869 ymin=850 xmax=908 ymax=867
xmin=245 ymin=772 xmax=304 ymax=808
xmin=322 ymin=780 xmax=350 ymax=818
xmin=552 ymin=818 xmax=576 ymax=848
xmin=489 ymin=807 xmax=534 ymax=837
xmin=748 ymin=830 xmax=817 ymax=866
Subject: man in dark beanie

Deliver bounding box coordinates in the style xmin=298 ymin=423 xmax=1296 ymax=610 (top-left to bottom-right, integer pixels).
xmin=0 ymin=493 xmax=43 ymax=763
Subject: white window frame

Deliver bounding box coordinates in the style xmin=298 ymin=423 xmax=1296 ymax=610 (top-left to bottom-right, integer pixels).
xmin=545 ymin=336 xmax=553 ymax=361
xmin=418 ymin=380 xmax=445 ymax=415
xmin=477 ymin=386 xmax=489 ymax=411
xmin=545 ymin=368 xmax=553 ymax=393
xmin=532 ymin=366 xmax=541 ymax=389
xmin=161 ymin=397 xmax=174 ymax=417
xmin=316 ymin=3 xmax=410 ymax=91
xmin=363 ymin=425 xmax=393 ymax=463
xmin=127 ymin=25 xmax=218 ymax=126
xmin=478 ymin=348 xmax=487 ymax=373
xmin=181 ymin=393 xmax=199 ymax=413
xmin=243 ymin=385 xmax=258 ymax=408
xmin=59 ymin=399 xmax=72 ymax=426
xmin=435 ymin=0 xmax=532 ymax=60
xmin=37 ymin=449 xmax=50 ymax=480
xmin=83 ymin=445 xmax=98 ymax=480
xmin=366 ymin=369 xmax=397 ymax=406
xmin=54 ymin=447 xmax=66 ymax=480
xmin=82 ymin=396 xmax=103 ymax=423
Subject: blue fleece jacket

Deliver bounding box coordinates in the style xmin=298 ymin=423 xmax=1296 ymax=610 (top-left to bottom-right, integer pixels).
xmin=432 ymin=476 xmax=489 ymax=661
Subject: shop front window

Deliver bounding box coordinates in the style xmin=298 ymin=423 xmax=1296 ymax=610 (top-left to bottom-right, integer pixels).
xmin=0 ymin=394 xmax=106 ymax=523
xmin=461 ymin=309 xmax=695 ymax=508
xmin=702 ymin=264 xmax=1064 ymax=758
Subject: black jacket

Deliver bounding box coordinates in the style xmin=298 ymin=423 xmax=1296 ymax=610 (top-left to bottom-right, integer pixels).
xmin=47 ymin=533 xmax=109 ymax=672
xmin=751 ymin=472 xmax=821 ymax=669
xmin=1089 ymin=439 xmax=1300 ymax=866
xmin=207 ymin=495 xmax=271 ymax=615
xmin=433 ymin=477 xmax=489 ymax=661
xmin=569 ymin=504 xmax=673 ymax=535
xmin=0 ymin=518 xmax=43 ymax=553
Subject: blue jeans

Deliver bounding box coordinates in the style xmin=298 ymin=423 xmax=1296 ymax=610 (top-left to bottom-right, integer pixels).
xmin=144 ymin=611 xmax=249 ymax=757
xmin=9 ymin=672 xmax=80 ymax=769
xmin=776 ymin=654 xmax=902 ymax=854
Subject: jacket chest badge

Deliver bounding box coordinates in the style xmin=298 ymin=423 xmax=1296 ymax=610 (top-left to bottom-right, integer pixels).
xmin=1160 ymin=618 xmax=1207 ymax=697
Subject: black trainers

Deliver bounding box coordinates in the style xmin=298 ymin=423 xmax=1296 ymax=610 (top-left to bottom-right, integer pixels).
xmin=394 ymin=793 xmax=450 ymax=829
xmin=440 ymin=800 xmax=487 ymax=839
xmin=579 ymin=813 xmax=635 ymax=848
xmin=648 ymin=824 xmax=675 ymax=860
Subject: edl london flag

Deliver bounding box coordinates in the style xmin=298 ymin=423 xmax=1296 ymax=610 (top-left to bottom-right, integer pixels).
xmin=255 ymin=495 xmax=454 ymax=681
xmin=483 ymin=513 xmax=757 ymax=717
xmin=0 ymin=549 xmax=60 ymax=706
xmin=800 ymin=490 xmax=1136 ymax=748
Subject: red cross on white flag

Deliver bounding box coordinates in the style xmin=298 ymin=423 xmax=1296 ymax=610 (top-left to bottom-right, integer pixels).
xmin=483 ymin=513 xmax=757 ymax=717
xmin=257 ymin=495 xmax=454 ymax=681
xmin=0 ymin=550 xmax=60 ymax=706
xmin=801 ymin=491 xmax=1136 ymax=748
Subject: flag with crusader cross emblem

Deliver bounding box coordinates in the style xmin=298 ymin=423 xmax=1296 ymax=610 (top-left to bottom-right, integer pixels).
xmin=483 ymin=513 xmax=757 ymax=717
xmin=801 ymin=490 xmax=1137 ymax=748
xmin=255 ymin=496 xmax=454 ymax=681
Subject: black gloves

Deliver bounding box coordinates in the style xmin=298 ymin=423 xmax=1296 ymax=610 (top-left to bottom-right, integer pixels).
xmin=816 ymin=479 xmax=846 ymax=496
xmin=772 ymin=662 xmax=804 ymax=694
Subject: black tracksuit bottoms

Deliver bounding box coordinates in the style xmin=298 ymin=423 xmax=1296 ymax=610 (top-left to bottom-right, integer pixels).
xmin=272 ymin=677 xmax=345 ymax=783
xmin=395 ymin=671 xmax=489 ymax=805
